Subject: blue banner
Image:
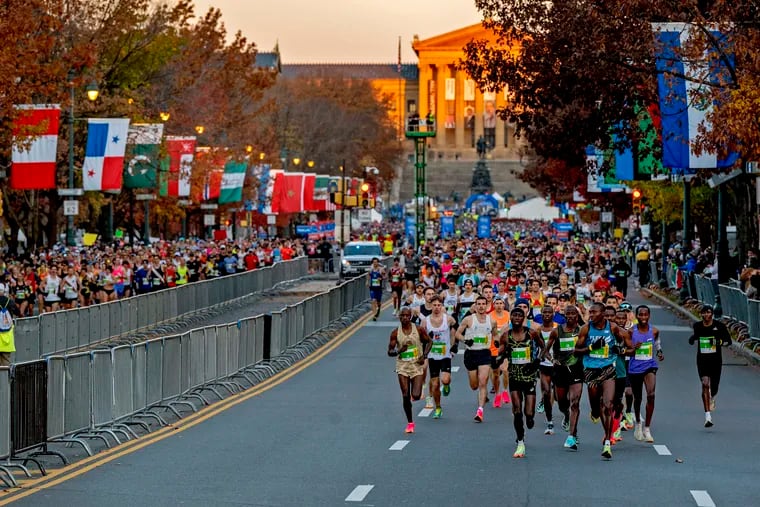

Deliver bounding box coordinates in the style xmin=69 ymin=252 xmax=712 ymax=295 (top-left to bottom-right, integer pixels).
xmin=440 ymin=216 xmax=454 ymax=238
xmin=477 ymin=215 xmax=491 ymax=238
xmin=405 ymin=216 xmax=416 ymax=238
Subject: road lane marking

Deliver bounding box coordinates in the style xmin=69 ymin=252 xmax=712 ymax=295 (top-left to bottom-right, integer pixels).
xmin=364 ymin=322 xmax=397 ymax=327
xmin=690 ymin=490 xmax=716 ymax=507
xmin=457 ymin=348 xmax=465 ymax=355
xmin=0 ymin=302 xmax=388 ymax=506
xmin=653 ymin=445 xmax=671 ymax=455
xmin=451 ymin=366 xmax=460 ymax=372
xmin=418 ymin=408 xmax=433 ymax=417
xmin=346 ymin=485 xmax=374 ymax=502
xmin=389 ymin=440 xmax=409 ymax=451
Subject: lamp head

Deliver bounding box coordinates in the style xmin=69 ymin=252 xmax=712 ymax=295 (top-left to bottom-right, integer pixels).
xmin=86 ymin=81 xmax=99 ymax=101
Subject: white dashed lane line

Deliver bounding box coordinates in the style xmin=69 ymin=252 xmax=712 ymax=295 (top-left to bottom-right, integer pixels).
xmin=389 ymin=440 xmax=409 ymax=451
xmin=345 ymin=485 xmax=374 ymax=502
xmin=653 ymin=444 xmax=672 ymax=455
xmin=418 ymin=408 xmax=433 ymax=417
xmin=690 ymin=490 xmax=716 ymax=507
xmin=451 ymin=366 xmax=460 ymax=372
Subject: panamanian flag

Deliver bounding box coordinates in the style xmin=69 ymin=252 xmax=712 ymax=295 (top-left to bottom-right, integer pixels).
xmin=83 ymin=118 xmax=131 ymax=191
xmin=652 ymin=23 xmax=738 ymax=174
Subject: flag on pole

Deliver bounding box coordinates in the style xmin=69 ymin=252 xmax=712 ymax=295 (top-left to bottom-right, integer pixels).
xmin=274 ymin=172 xmax=306 ymax=214
xmin=160 ymin=136 xmax=196 ymax=197
xmin=203 ymin=169 xmax=223 ymax=201
xmin=82 ymin=118 xmax=130 ymax=191
xmin=303 ymin=173 xmax=316 ymax=211
xmin=218 ymin=160 xmax=247 ymax=204
xmin=262 ymin=169 xmax=283 ymax=214
xmin=123 ymin=123 xmax=163 ymax=188
xmin=10 ymin=105 xmax=61 ymax=189
xmin=652 ymin=22 xmax=738 ymax=173
xmin=313 ymin=175 xmax=330 ymax=211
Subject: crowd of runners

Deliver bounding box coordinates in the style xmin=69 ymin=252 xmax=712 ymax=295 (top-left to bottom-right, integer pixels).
xmin=376 ymin=225 xmax=731 ymax=460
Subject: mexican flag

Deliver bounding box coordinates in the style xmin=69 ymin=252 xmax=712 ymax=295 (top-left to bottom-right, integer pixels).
xmin=123 ymin=123 xmax=163 ymax=189
xmin=218 ymin=160 xmax=247 ymax=204
xmin=159 ymin=136 xmax=196 ymax=197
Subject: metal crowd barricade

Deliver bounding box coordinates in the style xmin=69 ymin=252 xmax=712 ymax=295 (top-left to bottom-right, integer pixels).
xmin=718 ymin=285 xmax=748 ymax=323
xmin=748 ymin=300 xmax=760 ymax=341
xmin=0 ymin=367 xmax=13 ymax=487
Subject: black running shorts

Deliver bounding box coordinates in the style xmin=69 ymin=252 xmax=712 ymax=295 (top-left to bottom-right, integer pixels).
xmin=463 ymin=349 xmax=492 ymax=371
xmin=428 ymin=357 xmax=452 ymax=378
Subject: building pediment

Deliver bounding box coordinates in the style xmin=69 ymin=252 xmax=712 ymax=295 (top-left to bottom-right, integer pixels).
xmin=412 ymin=23 xmax=502 ymax=55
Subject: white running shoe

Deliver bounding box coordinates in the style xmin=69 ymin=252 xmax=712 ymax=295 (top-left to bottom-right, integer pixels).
xmin=705 ymin=413 xmax=714 ymax=428
xmin=544 ymin=422 xmax=554 ymax=435
xmin=634 ymin=422 xmax=644 ymax=441
xmin=425 ymin=396 xmax=434 ymax=409
xmin=643 ymin=427 xmax=654 ymax=443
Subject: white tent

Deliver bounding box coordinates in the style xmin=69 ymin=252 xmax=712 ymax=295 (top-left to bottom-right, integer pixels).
xmin=507 ymin=197 xmax=559 ymax=221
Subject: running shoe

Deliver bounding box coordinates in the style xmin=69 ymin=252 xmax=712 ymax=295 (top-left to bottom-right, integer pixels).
xmin=544 ymin=421 xmax=554 ymax=435
xmin=601 ymin=443 xmax=612 ymax=459
xmin=564 ymin=435 xmax=578 ymax=451
xmin=561 ymin=414 xmax=570 ymax=433
xmin=425 ymin=396 xmax=434 ymax=409
xmin=590 ymin=414 xmax=600 ymax=424
xmin=634 ymin=423 xmax=644 ymax=441
xmin=442 ymin=384 xmax=450 ymax=396
xmin=704 ymin=413 xmax=713 ymax=428
xmin=493 ymin=394 xmax=502 ymax=408
xmin=613 ymin=424 xmax=623 ymax=442
xmin=433 ymin=407 xmax=442 ymax=419
xmin=643 ymin=427 xmax=654 ymax=443
xmin=501 ymin=391 xmax=510 ymax=404
xmin=513 ymin=441 xmax=526 ymax=458
xmin=392 ymin=309 xmax=398 ymax=316
xmin=405 ymin=422 xmax=415 ymax=434
xmin=623 ymin=412 xmax=635 ymax=430
xmin=536 ymin=399 xmax=545 ymax=414
xmin=710 ymin=396 xmax=716 ymax=411
xmin=474 ymin=407 xmax=484 ymax=423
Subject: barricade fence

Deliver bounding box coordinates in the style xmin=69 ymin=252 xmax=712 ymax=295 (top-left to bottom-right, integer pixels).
xmin=12 ymin=257 xmax=308 ymax=363
xmin=2 ymin=274 xmax=369 ymax=464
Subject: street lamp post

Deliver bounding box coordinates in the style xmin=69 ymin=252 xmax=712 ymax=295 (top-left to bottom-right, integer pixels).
xmin=66 ymin=75 xmax=99 ymax=246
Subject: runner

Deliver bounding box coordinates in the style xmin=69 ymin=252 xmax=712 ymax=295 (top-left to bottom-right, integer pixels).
xmin=688 ymin=305 xmax=731 ymax=427
xmin=457 ymin=279 xmax=478 ymax=322
xmin=545 ymin=305 xmax=584 ymax=450
xmin=424 ymin=297 xmax=457 ymax=419
xmin=387 ymin=307 xmax=432 ymax=434
xmin=490 ymin=296 xmax=511 ymax=408
xmin=367 ymin=257 xmax=386 ymax=321
xmin=575 ymin=302 xmax=632 ymax=459
xmin=389 ymin=257 xmax=405 ymax=315
xmin=499 ymin=307 xmax=544 ymax=458
xmin=440 ymin=276 xmax=460 ymax=325
xmin=454 ymin=295 xmax=498 ymax=423
xmin=534 ymin=305 xmax=557 ymax=435
xmin=628 ymin=305 xmax=663 ymax=442
xmin=618 ymin=301 xmax=636 ymax=430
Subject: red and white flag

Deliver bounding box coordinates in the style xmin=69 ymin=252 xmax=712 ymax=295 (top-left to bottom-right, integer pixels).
xmin=164 ymin=136 xmax=196 ymax=196
xmin=11 ymin=105 xmax=61 ymax=189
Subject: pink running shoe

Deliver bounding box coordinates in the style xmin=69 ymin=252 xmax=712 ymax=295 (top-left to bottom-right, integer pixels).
xmin=501 ymin=391 xmax=510 ymax=404
xmin=405 ymin=422 xmax=415 ymax=434
xmin=493 ymin=394 xmax=502 ymax=408
xmin=474 ymin=407 xmax=484 ymax=423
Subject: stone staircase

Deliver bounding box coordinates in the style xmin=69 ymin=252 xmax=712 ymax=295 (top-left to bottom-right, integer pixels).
xmin=395 ymin=158 xmax=539 ymax=204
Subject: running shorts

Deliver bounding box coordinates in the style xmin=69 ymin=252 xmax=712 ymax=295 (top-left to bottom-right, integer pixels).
xmin=428 ymin=358 xmax=452 ymax=378
xmin=509 ymin=378 xmax=537 ymax=395
xmin=369 ymin=288 xmax=383 ymax=302
xmin=463 ymin=349 xmax=492 ymax=371
xmin=552 ymin=363 xmax=584 ymax=387
xmin=539 ymin=364 xmax=554 ymax=377
xmin=583 ymin=365 xmax=616 ymax=388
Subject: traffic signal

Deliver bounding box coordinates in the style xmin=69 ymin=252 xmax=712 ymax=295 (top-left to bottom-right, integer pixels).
xmin=360 ymin=183 xmax=370 ymax=208
xmin=632 ymin=188 xmax=642 ymax=215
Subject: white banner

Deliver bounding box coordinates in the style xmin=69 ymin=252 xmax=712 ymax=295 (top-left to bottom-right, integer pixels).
xmin=464 ymin=80 xmax=476 ymax=101
xmin=444 ymin=78 xmax=456 ymax=101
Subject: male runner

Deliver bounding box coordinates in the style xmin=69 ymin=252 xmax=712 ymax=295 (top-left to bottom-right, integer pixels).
xmin=387 ymin=308 xmax=432 ymax=433
xmin=368 ymin=257 xmax=385 ymax=321
xmin=535 ymin=305 xmax=557 ymax=434
xmin=454 ymin=296 xmax=498 ymax=423
xmin=490 ymin=296 xmax=511 ymax=408
xmin=389 ymin=257 xmax=405 ymax=315
xmin=575 ymin=302 xmax=632 ymax=459
xmin=424 ymin=297 xmax=457 ymax=418
xmin=499 ymin=307 xmax=544 ymax=458
xmin=628 ymin=305 xmax=663 ymax=442
xmin=688 ymin=305 xmax=731 ymax=427
xmin=545 ymin=305 xmax=584 ymax=450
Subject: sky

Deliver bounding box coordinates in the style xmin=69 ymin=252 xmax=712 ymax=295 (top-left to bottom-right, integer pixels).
xmin=192 ymin=0 xmax=483 ymax=63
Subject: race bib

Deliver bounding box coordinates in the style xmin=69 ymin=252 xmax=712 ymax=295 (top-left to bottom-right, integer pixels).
xmin=511 ymin=346 xmax=531 ymax=365
xmin=15 ymin=290 xmax=25 ymax=300
xmin=392 ymin=275 xmax=400 ymax=283
xmin=445 ymin=305 xmax=455 ymax=314
xmin=559 ymin=336 xmax=577 ymax=352
xmin=635 ymin=342 xmax=653 ymax=360
xmin=371 ymin=279 xmax=381 ymax=287
xmin=589 ymin=345 xmax=609 ymax=359
xmin=400 ymin=345 xmax=418 ymax=361
xmin=699 ymin=337 xmax=716 ymax=354
xmin=431 ymin=342 xmax=446 ymax=355
xmin=472 ymin=335 xmax=488 ymax=344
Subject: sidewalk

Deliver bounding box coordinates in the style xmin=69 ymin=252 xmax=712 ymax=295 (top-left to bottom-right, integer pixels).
xmin=640 ymin=286 xmax=760 ymax=366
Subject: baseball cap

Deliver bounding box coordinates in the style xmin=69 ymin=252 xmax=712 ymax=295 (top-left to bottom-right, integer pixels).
xmin=620 ymin=302 xmax=633 ymax=311
xmin=515 ymin=298 xmax=530 ymax=307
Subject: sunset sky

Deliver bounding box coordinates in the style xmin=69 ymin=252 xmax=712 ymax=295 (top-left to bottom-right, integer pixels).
xmin=193 ymin=0 xmax=483 ymax=63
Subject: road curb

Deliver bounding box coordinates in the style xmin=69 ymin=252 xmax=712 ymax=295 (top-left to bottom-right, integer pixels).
xmin=640 ymin=287 xmax=760 ymax=366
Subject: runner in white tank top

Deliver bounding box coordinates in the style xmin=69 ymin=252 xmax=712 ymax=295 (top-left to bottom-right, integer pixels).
xmin=424 ymin=297 xmax=457 ymax=418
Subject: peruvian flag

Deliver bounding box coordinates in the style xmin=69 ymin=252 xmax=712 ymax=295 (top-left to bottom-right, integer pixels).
xmin=82 ymin=118 xmax=131 ymax=191
xmin=11 ymin=105 xmax=61 ymax=189
xmin=162 ymin=136 xmax=196 ymax=196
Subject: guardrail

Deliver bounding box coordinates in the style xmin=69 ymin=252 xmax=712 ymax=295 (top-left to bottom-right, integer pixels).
xmin=1 ymin=274 xmax=369 ymax=472
xmin=11 ymin=257 xmax=308 ymax=363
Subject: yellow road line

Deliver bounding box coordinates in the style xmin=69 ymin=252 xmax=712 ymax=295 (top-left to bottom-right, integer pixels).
xmin=0 ymin=302 xmax=390 ymax=505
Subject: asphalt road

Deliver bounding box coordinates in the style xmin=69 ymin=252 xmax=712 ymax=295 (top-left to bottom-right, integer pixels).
xmin=10 ymin=289 xmax=760 ymax=507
